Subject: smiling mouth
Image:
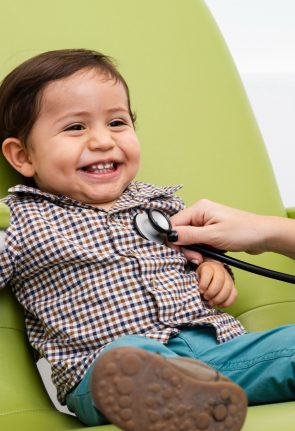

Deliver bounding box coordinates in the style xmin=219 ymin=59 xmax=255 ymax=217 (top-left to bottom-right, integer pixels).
xmin=79 ymin=161 xmax=118 ymax=174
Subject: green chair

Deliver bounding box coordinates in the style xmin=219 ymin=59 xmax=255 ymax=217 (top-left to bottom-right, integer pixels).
xmin=0 ymin=0 xmax=295 ymax=429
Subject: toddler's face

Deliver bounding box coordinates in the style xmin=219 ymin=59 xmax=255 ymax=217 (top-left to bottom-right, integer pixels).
xmin=24 ymin=69 xmax=141 ymax=209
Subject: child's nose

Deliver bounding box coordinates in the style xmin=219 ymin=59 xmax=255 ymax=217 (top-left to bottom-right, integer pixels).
xmin=87 ymin=128 xmax=115 ymax=151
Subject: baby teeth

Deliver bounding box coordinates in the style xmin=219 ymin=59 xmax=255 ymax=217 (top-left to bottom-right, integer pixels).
xmin=87 ymin=162 xmax=114 ymax=171
xmin=98 ymin=162 xmax=113 ymax=169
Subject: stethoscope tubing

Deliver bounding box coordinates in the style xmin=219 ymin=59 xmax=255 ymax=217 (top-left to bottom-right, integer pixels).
xmin=185 ymin=244 xmax=295 ymax=284
xmin=134 ymin=208 xmax=295 ymax=284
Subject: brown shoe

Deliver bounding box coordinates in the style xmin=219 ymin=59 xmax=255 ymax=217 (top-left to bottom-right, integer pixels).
xmin=90 ymin=347 xmax=247 ymax=431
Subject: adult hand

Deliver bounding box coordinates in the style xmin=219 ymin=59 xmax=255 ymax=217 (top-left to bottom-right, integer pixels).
xmin=171 ymin=199 xmax=267 ymax=255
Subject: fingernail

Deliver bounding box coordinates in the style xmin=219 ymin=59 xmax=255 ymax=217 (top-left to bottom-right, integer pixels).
xmin=167 ymin=230 xmax=178 ymax=242
xmin=191 ymin=259 xmax=200 ymax=266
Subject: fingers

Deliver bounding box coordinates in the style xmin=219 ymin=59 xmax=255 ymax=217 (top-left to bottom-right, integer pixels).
xmin=171 ymin=199 xmax=211 ymax=227
xmin=219 ymin=285 xmax=238 ymax=308
xmin=180 ymin=247 xmax=204 ymax=264
xmin=170 ymin=205 xmax=201 ymax=227
xmin=169 ymin=225 xmax=213 ymax=246
xmin=164 ymin=242 xmax=205 ymax=266
xmin=197 ymin=262 xmax=216 ymax=295
xmin=170 ymin=200 xmax=220 ymax=247
xmin=209 ymin=281 xmax=238 ymax=308
xmin=197 ymin=262 xmax=237 ymax=307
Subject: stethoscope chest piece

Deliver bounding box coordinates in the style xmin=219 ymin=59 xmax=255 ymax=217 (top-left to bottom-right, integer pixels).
xmin=134 ymin=209 xmax=172 ymax=244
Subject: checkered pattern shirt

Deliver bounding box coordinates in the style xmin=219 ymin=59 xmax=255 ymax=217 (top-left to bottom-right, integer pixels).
xmin=0 ymin=182 xmax=246 ymax=403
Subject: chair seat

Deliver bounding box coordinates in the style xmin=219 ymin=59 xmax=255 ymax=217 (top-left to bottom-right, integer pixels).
xmin=244 ymin=402 xmax=295 ymax=430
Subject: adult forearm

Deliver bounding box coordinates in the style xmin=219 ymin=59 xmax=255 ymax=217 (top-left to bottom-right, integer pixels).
xmin=263 ymin=216 xmax=295 ymax=259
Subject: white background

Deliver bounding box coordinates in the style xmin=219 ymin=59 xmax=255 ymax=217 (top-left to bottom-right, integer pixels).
xmin=205 ymin=0 xmax=295 ymax=208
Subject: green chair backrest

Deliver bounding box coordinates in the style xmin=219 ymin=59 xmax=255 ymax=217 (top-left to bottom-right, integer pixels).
xmin=0 ymin=1 xmax=295 ymax=430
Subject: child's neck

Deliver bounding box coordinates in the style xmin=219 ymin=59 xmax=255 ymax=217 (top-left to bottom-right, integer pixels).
xmin=91 ymin=201 xmax=116 ymax=211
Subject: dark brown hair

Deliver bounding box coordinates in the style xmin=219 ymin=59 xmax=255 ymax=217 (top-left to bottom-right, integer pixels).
xmin=0 ymin=48 xmax=136 ymax=144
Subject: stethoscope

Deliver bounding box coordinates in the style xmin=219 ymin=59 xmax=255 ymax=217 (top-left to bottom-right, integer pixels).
xmin=134 ymin=208 xmax=295 ymax=284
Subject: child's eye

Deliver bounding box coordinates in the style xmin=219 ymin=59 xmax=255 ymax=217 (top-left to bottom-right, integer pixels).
xmin=109 ymin=119 xmax=126 ymax=128
xmin=64 ymin=123 xmax=85 ymax=131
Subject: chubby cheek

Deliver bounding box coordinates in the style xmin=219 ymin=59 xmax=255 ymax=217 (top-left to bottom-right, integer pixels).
xmin=52 ymin=146 xmax=80 ymax=174
xmin=131 ymin=150 xmax=141 ymax=172
xmin=49 ymin=158 xmax=74 ymax=179
xmin=128 ymin=141 xmax=141 ymax=171
xmin=35 ymin=153 xmax=76 ymax=189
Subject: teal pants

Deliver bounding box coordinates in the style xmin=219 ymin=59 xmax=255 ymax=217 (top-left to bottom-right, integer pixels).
xmin=66 ymin=325 xmax=295 ymax=426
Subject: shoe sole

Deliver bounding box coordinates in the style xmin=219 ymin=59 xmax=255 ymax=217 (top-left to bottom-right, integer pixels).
xmin=90 ymin=347 xmax=247 ymax=431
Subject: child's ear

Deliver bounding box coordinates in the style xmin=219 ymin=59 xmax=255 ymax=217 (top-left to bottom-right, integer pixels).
xmin=2 ymin=138 xmax=35 ymax=177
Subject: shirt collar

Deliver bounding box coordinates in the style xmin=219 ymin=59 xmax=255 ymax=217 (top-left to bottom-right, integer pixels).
xmin=8 ymin=182 xmax=183 ymax=212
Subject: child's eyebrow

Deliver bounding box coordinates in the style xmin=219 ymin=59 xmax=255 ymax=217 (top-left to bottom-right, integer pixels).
xmin=54 ymin=111 xmax=90 ymax=125
xmin=105 ymin=106 xmax=130 ymax=115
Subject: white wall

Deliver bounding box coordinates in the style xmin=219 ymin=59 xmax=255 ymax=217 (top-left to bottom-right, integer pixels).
xmin=205 ymin=0 xmax=295 ymax=208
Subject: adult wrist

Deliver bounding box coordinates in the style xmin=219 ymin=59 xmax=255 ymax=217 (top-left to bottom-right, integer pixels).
xmin=263 ymin=216 xmax=295 ymax=258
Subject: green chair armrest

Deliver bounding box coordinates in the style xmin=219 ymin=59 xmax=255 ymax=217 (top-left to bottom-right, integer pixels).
xmin=0 ymin=203 xmax=10 ymax=229
xmin=286 ymin=207 xmax=295 ymax=219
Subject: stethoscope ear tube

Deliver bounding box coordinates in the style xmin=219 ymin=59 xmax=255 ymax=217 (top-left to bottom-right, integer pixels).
xmin=186 ymin=244 xmax=295 ymax=284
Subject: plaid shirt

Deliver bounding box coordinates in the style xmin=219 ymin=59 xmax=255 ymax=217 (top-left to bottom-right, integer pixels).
xmin=0 ymin=182 xmax=245 ymax=403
